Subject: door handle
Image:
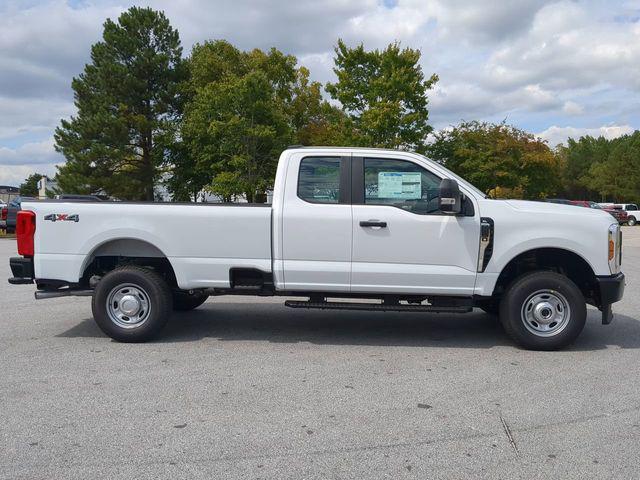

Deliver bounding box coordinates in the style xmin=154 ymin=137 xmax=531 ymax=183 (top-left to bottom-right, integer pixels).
xmin=359 ymin=220 xmax=387 ymax=228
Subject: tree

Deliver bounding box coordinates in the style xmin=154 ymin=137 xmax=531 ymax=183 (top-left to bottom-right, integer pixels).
xmin=289 ymin=67 xmax=354 ymax=147
xmin=177 ymin=41 xmax=342 ymax=202
xmin=556 ymin=135 xmax=613 ymax=199
xmin=429 ymin=121 xmax=562 ymax=199
xmin=581 ymin=131 xmax=640 ymax=202
xmin=54 ymin=7 xmax=185 ymax=200
xmin=325 ymin=40 xmax=438 ymax=153
xmin=19 ymin=173 xmax=45 ymax=197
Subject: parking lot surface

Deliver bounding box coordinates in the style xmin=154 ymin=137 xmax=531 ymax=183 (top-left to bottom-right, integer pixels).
xmin=1 ymin=229 xmax=640 ymax=479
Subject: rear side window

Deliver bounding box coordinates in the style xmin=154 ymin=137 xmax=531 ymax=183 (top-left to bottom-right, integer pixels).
xmin=364 ymin=158 xmax=441 ymax=214
xmin=627 ymin=204 xmax=638 ymax=211
xmin=298 ymin=157 xmax=342 ymax=204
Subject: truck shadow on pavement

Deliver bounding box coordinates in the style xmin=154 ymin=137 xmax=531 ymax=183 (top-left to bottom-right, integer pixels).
xmin=57 ymin=302 xmax=640 ymax=351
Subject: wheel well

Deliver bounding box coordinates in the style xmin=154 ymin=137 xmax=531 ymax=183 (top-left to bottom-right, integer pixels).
xmin=493 ymin=248 xmax=598 ymax=305
xmin=81 ymin=239 xmax=177 ymax=288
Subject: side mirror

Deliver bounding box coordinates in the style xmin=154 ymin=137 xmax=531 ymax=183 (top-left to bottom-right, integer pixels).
xmin=438 ymin=178 xmax=462 ymax=215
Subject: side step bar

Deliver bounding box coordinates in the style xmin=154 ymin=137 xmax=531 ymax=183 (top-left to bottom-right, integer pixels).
xmin=284 ymin=300 xmax=472 ymax=313
xmin=35 ymin=289 xmax=93 ymax=300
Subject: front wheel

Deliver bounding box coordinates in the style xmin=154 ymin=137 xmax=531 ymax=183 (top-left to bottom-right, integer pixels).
xmin=628 ymin=216 xmax=637 ymax=226
xmin=499 ymin=271 xmax=586 ymax=350
xmin=92 ymin=266 xmax=173 ymax=342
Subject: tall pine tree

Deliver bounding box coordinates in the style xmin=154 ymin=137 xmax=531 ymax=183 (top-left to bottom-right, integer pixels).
xmin=55 ymin=7 xmax=184 ymax=200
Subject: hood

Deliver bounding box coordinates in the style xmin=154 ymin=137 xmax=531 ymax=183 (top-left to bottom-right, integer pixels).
xmin=502 ymin=199 xmax=613 ymax=219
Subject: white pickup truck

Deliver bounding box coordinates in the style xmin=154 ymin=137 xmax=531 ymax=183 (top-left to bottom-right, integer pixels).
xmin=9 ymin=147 xmax=624 ymax=350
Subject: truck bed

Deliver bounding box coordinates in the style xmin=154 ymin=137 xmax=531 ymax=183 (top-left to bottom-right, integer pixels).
xmin=24 ymin=201 xmax=273 ymax=289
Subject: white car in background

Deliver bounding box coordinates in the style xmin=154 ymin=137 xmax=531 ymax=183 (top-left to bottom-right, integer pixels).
xmin=617 ymin=204 xmax=639 ymax=226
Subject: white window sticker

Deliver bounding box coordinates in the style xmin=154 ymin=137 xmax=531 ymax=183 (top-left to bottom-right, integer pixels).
xmin=378 ymin=172 xmax=422 ymax=199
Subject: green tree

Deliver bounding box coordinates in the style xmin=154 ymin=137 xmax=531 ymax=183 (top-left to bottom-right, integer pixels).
xmin=178 ymin=41 xmax=342 ymax=202
xmin=289 ymin=67 xmax=354 ymax=146
xmin=19 ymin=173 xmax=45 ymax=197
xmin=326 ymin=40 xmax=438 ymax=153
xmin=557 ymin=135 xmax=613 ymax=199
xmin=429 ymin=121 xmax=562 ymax=199
xmin=54 ymin=7 xmax=185 ymax=200
xmin=581 ymin=131 xmax=640 ymax=202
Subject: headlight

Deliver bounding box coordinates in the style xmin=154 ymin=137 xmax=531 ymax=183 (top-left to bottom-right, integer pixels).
xmin=608 ymin=223 xmax=622 ymax=273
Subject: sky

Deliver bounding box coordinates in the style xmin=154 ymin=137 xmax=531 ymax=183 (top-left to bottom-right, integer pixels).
xmin=1 ymin=0 xmax=639 ymax=186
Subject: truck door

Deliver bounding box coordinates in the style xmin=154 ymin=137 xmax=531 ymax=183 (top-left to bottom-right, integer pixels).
xmin=280 ymin=154 xmax=352 ymax=291
xmin=350 ymin=156 xmax=480 ymax=296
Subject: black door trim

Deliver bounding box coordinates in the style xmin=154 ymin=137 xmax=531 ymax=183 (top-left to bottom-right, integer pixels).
xmin=351 ymin=156 xmax=364 ymax=204
xmin=339 ymin=155 xmax=351 ymax=204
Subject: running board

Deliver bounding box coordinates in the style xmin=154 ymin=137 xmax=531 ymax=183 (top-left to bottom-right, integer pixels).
xmin=35 ymin=289 xmax=93 ymax=300
xmin=284 ymin=300 xmax=472 ymax=313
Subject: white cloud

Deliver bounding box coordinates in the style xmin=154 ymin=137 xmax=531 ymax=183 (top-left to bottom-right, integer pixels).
xmin=562 ymin=101 xmax=584 ymax=116
xmin=0 ymin=137 xmax=63 ymax=186
xmin=482 ymin=1 xmax=640 ymax=92
xmin=537 ymin=124 xmax=635 ymax=147
xmin=0 ymin=96 xmax=74 ymax=139
xmin=0 ymin=1 xmax=123 ymax=99
xmin=0 ymin=138 xmax=63 ymax=166
xmin=0 ymin=163 xmax=59 ymax=187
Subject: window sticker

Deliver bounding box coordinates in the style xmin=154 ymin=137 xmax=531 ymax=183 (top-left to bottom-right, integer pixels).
xmin=377 ymin=172 xmax=422 ymax=199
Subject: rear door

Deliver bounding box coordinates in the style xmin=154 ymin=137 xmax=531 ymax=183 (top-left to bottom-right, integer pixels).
xmin=280 ymin=154 xmax=352 ymax=291
xmin=350 ymin=155 xmax=480 ymax=296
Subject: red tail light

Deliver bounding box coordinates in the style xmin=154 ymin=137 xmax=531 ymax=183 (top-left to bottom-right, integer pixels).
xmin=16 ymin=210 xmax=36 ymax=257
xmin=1 ymin=207 xmax=6 ymax=221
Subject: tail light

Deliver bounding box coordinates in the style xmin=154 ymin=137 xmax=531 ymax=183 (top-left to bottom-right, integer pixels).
xmin=16 ymin=210 xmax=36 ymax=257
xmin=1 ymin=207 xmax=6 ymax=221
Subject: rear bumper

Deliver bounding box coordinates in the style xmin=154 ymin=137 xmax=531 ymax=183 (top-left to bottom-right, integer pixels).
xmin=8 ymin=256 xmax=34 ymax=284
xmin=596 ymin=272 xmax=625 ymax=324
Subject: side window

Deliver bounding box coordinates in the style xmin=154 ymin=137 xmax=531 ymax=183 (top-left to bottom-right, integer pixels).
xmin=364 ymin=158 xmax=441 ymax=214
xmin=298 ymin=157 xmax=342 ymax=204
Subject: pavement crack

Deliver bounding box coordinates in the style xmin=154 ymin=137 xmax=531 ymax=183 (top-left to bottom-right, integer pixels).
xmin=500 ymin=414 xmax=520 ymax=457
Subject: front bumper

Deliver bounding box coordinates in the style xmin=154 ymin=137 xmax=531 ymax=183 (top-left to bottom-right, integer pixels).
xmin=596 ymin=272 xmax=625 ymax=325
xmin=8 ymin=256 xmax=34 ymax=284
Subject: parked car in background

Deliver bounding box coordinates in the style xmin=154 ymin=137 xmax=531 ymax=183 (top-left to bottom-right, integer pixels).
xmin=571 ymin=200 xmax=628 ymax=225
xmin=0 ymin=202 xmax=7 ymax=230
xmin=615 ymin=203 xmax=639 ymax=226
xmin=543 ymin=198 xmax=572 ymax=205
xmin=6 ymin=196 xmax=36 ymax=234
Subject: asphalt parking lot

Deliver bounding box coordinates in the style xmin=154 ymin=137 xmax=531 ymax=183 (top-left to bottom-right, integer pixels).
xmin=1 ymin=230 xmax=640 ymax=479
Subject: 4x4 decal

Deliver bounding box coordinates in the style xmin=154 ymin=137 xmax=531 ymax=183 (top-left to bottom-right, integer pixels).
xmin=44 ymin=214 xmax=79 ymax=222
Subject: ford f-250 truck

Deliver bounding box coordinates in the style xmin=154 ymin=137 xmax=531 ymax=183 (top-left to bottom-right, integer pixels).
xmin=8 ymin=147 xmax=625 ymax=350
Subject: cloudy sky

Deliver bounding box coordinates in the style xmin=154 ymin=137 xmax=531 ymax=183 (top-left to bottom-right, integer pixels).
xmin=1 ymin=0 xmax=639 ymax=186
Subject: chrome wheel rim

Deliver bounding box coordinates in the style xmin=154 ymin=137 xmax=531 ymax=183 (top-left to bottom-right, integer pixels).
xmin=521 ymin=289 xmax=571 ymax=337
xmin=106 ymin=284 xmax=151 ymax=329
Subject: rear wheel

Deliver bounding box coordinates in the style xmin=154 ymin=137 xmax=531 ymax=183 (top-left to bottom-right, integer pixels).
xmin=499 ymin=271 xmax=586 ymax=350
xmin=173 ymin=291 xmax=209 ymax=311
xmin=628 ymin=216 xmax=637 ymax=226
xmin=92 ymin=266 xmax=172 ymax=342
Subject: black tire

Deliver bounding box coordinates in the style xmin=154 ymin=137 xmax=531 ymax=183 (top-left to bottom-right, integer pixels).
xmin=628 ymin=216 xmax=637 ymax=226
xmin=499 ymin=271 xmax=586 ymax=350
xmin=91 ymin=266 xmax=173 ymax=342
xmin=173 ymin=291 xmax=209 ymax=311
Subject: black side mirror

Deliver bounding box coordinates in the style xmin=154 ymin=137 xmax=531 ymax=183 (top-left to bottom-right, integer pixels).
xmin=438 ymin=178 xmax=462 ymax=215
